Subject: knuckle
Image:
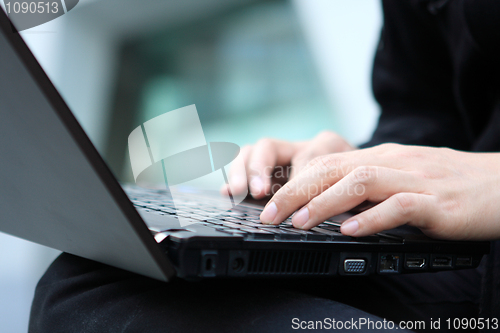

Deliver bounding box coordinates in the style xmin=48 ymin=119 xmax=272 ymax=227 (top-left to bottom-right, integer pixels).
xmin=376 ymin=143 xmax=402 ymax=155
xmin=396 ymin=150 xmax=424 ymax=160
xmin=305 ymin=156 xmax=321 ymax=169
xmin=308 ymin=155 xmax=342 ymax=172
xmin=256 ymin=138 xmax=274 ymax=149
xmin=316 ymin=130 xmax=338 ymax=140
xmin=291 ymin=152 xmax=307 ymax=165
xmin=379 ymin=143 xmax=399 ymax=150
xmin=241 ymin=145 xmax=252 ymax=152
xmin=393 ymin=193 xmax=415 ymax=217
xmin=291 ymin=152 xmax=313 ymax=169
xmin=290 ymin=158 xmax=303 ymax=175
xmin=351 ymin=166 xmax=377 ymax=185
xmin=240 ymin=145 xmax=252 ymax=159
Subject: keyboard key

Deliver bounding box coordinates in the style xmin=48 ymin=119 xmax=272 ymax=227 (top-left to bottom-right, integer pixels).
xmin=317 ymin=225 xmax=341 ymax=233
xmin=188 ymin=214 xmax=209 ymax=221
xmin=239 ymin=228 xmax=275 ymax=240
xmin=284 ymin=228 xmax=329 ymax=241
xmin=221 ymin=222 xmax=243 ymax=229
xmin=205 ymin=219 xmax=225 ymax=225
xmin=310 ymin=227 xmax=335 ymax=240
xmin=223 ymin=217 xmax=245 ymax=223
xmin=238 ymin=221 xmax=279 ymax=228
xmin=218 ymin=229 xmax=248 ymax=236
xmin=263 ymin=229 xmax=302 ymax=240
xmin=311 ymin=227 xmax=354 ymax=241
xmin=350 ymin=236 xmax=380 ymax=243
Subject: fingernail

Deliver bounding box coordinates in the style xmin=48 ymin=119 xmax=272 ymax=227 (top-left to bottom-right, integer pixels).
xmin=250 ymin=177 xmax=264 ymax=196
xmin=341 ymin=220 xmax=359 ymax=235
xmin=260 ymin=202 xmax=277 ymax=224
xmin=292 ymin=207 xmax=309 ymax=228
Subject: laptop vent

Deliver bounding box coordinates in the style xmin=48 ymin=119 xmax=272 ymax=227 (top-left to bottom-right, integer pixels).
xmin=247 ymin=250 xmax=331 ymax=275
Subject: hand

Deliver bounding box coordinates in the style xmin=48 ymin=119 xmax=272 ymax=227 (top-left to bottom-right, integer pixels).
xmin=222 ymin=131 xmax=355 ymax=199
xmin=259 ymin=143 xmax=500 ymax=240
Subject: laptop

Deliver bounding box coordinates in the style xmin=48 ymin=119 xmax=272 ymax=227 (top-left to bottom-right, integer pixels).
xmin=0 ymin=9 xmax=489 ymax=282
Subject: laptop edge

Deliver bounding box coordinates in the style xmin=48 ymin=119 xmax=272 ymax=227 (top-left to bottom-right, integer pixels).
xmin=0 ymin=8 xmax=175 ymax=281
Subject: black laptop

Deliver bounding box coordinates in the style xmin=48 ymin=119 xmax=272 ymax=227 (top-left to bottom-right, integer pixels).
xmin=0 ymin=9 xmax=489 ymax=282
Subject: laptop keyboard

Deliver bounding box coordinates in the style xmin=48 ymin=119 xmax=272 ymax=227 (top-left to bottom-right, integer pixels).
xmin=125 ymin=187 xmax=400 ymax=243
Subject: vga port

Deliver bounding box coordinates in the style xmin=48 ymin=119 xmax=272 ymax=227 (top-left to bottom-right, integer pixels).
xmin=344 ymin=259 xmax=366 ymax=273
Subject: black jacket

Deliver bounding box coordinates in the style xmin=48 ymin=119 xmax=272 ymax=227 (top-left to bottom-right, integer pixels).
xmin=362 ymin=0 xmax=500 ymax=319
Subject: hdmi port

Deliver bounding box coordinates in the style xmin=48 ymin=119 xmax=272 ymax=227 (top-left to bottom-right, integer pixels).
xmin=432 ymin=256 xmax=452 ymax=268
xmin=406 ymin=258 xmax=426 ymax=268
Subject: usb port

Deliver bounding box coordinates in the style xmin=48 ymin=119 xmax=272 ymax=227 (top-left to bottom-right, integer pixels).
xmin=432 ymin=256 xmax=452 ymax=268
xmin=406 ymin=258 xmax=426 ymax=268
xmin=456 ymin=256 xmax=472 ymax=266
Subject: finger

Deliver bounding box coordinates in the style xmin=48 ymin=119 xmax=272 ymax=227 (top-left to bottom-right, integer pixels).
xmin=260 ymin=148 xmax=400 ymax=224
xmin=221 ymin=145 xmax=252 ymax=195
xmin=289 ymin=131 xmax=352 ymax=179
xmin=292 ymin=166 xmax=424 ymax=229
xmin=340 ymin=192 xmax=436 ymax=237
xmin=247 ymin=139 xmax=297 ymax=199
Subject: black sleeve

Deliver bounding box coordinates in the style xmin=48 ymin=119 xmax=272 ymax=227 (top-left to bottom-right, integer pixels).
xmin=360 ymin=0 xmax=471 ymax=150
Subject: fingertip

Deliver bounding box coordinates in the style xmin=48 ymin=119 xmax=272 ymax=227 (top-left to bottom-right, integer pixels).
xmin=340 ymin=220 xmax=359 ymax=236
xmin=260 ymin=201 xmax=278 ymax=224
xmin=219 ymin=184 xmax=231 ymax=196
xmin=291 ymin=207 xmax=309 ymax=229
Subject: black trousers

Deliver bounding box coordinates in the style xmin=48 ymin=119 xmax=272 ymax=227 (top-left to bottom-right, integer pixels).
xmin=29 ymin=253 xmax=482 ymax=333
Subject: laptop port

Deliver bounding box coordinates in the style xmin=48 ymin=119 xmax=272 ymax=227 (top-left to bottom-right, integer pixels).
xmin=379 ymin=254 xmax=400 ymax=273
xmin=200 ymin=250 xmax=218 ymax=277
xmin=205 ymin=258 xmax=214 ymax=271
xmin=406 ymin=258 xmax=426 ymax=268
xmin=231 ymin=257 xmax=245 ymax=273
xmin=456 ymin=256 xmax=472 ymax=267
xmin=432 ymin=256 xmax=452 ymax=268
xmin=228 ymin=250 xmax=249 ymax=276
xmin=344 ymin=259 xmax=366 ymax=273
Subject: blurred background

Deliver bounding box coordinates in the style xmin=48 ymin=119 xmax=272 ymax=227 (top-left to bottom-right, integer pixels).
xmin=0 ymin=0 xmax=381 ymax=331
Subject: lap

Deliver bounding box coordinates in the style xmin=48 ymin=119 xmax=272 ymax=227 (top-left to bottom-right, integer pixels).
xmin=29 ymin=253 xmax=481 ymax=333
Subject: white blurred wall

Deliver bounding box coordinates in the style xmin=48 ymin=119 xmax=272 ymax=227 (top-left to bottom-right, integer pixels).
xmin=293 ymin=0 xmax=382 ymax=145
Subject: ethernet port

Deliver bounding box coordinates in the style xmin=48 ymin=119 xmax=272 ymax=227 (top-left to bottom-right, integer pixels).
xmin=378 ymin=254 xmax=401 ymax=274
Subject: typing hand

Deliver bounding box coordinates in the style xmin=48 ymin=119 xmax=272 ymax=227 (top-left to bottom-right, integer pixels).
xmin=259 ymin=143 xmax=500 ymax=240
xmin=221 ymin=131 xmax=355 ymax=199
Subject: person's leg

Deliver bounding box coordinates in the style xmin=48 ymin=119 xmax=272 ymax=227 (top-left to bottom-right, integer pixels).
xmin=29 ymin=253 xmax=407 ymax=333
xmin=301 ymin=269 xmax=482 ymax=332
